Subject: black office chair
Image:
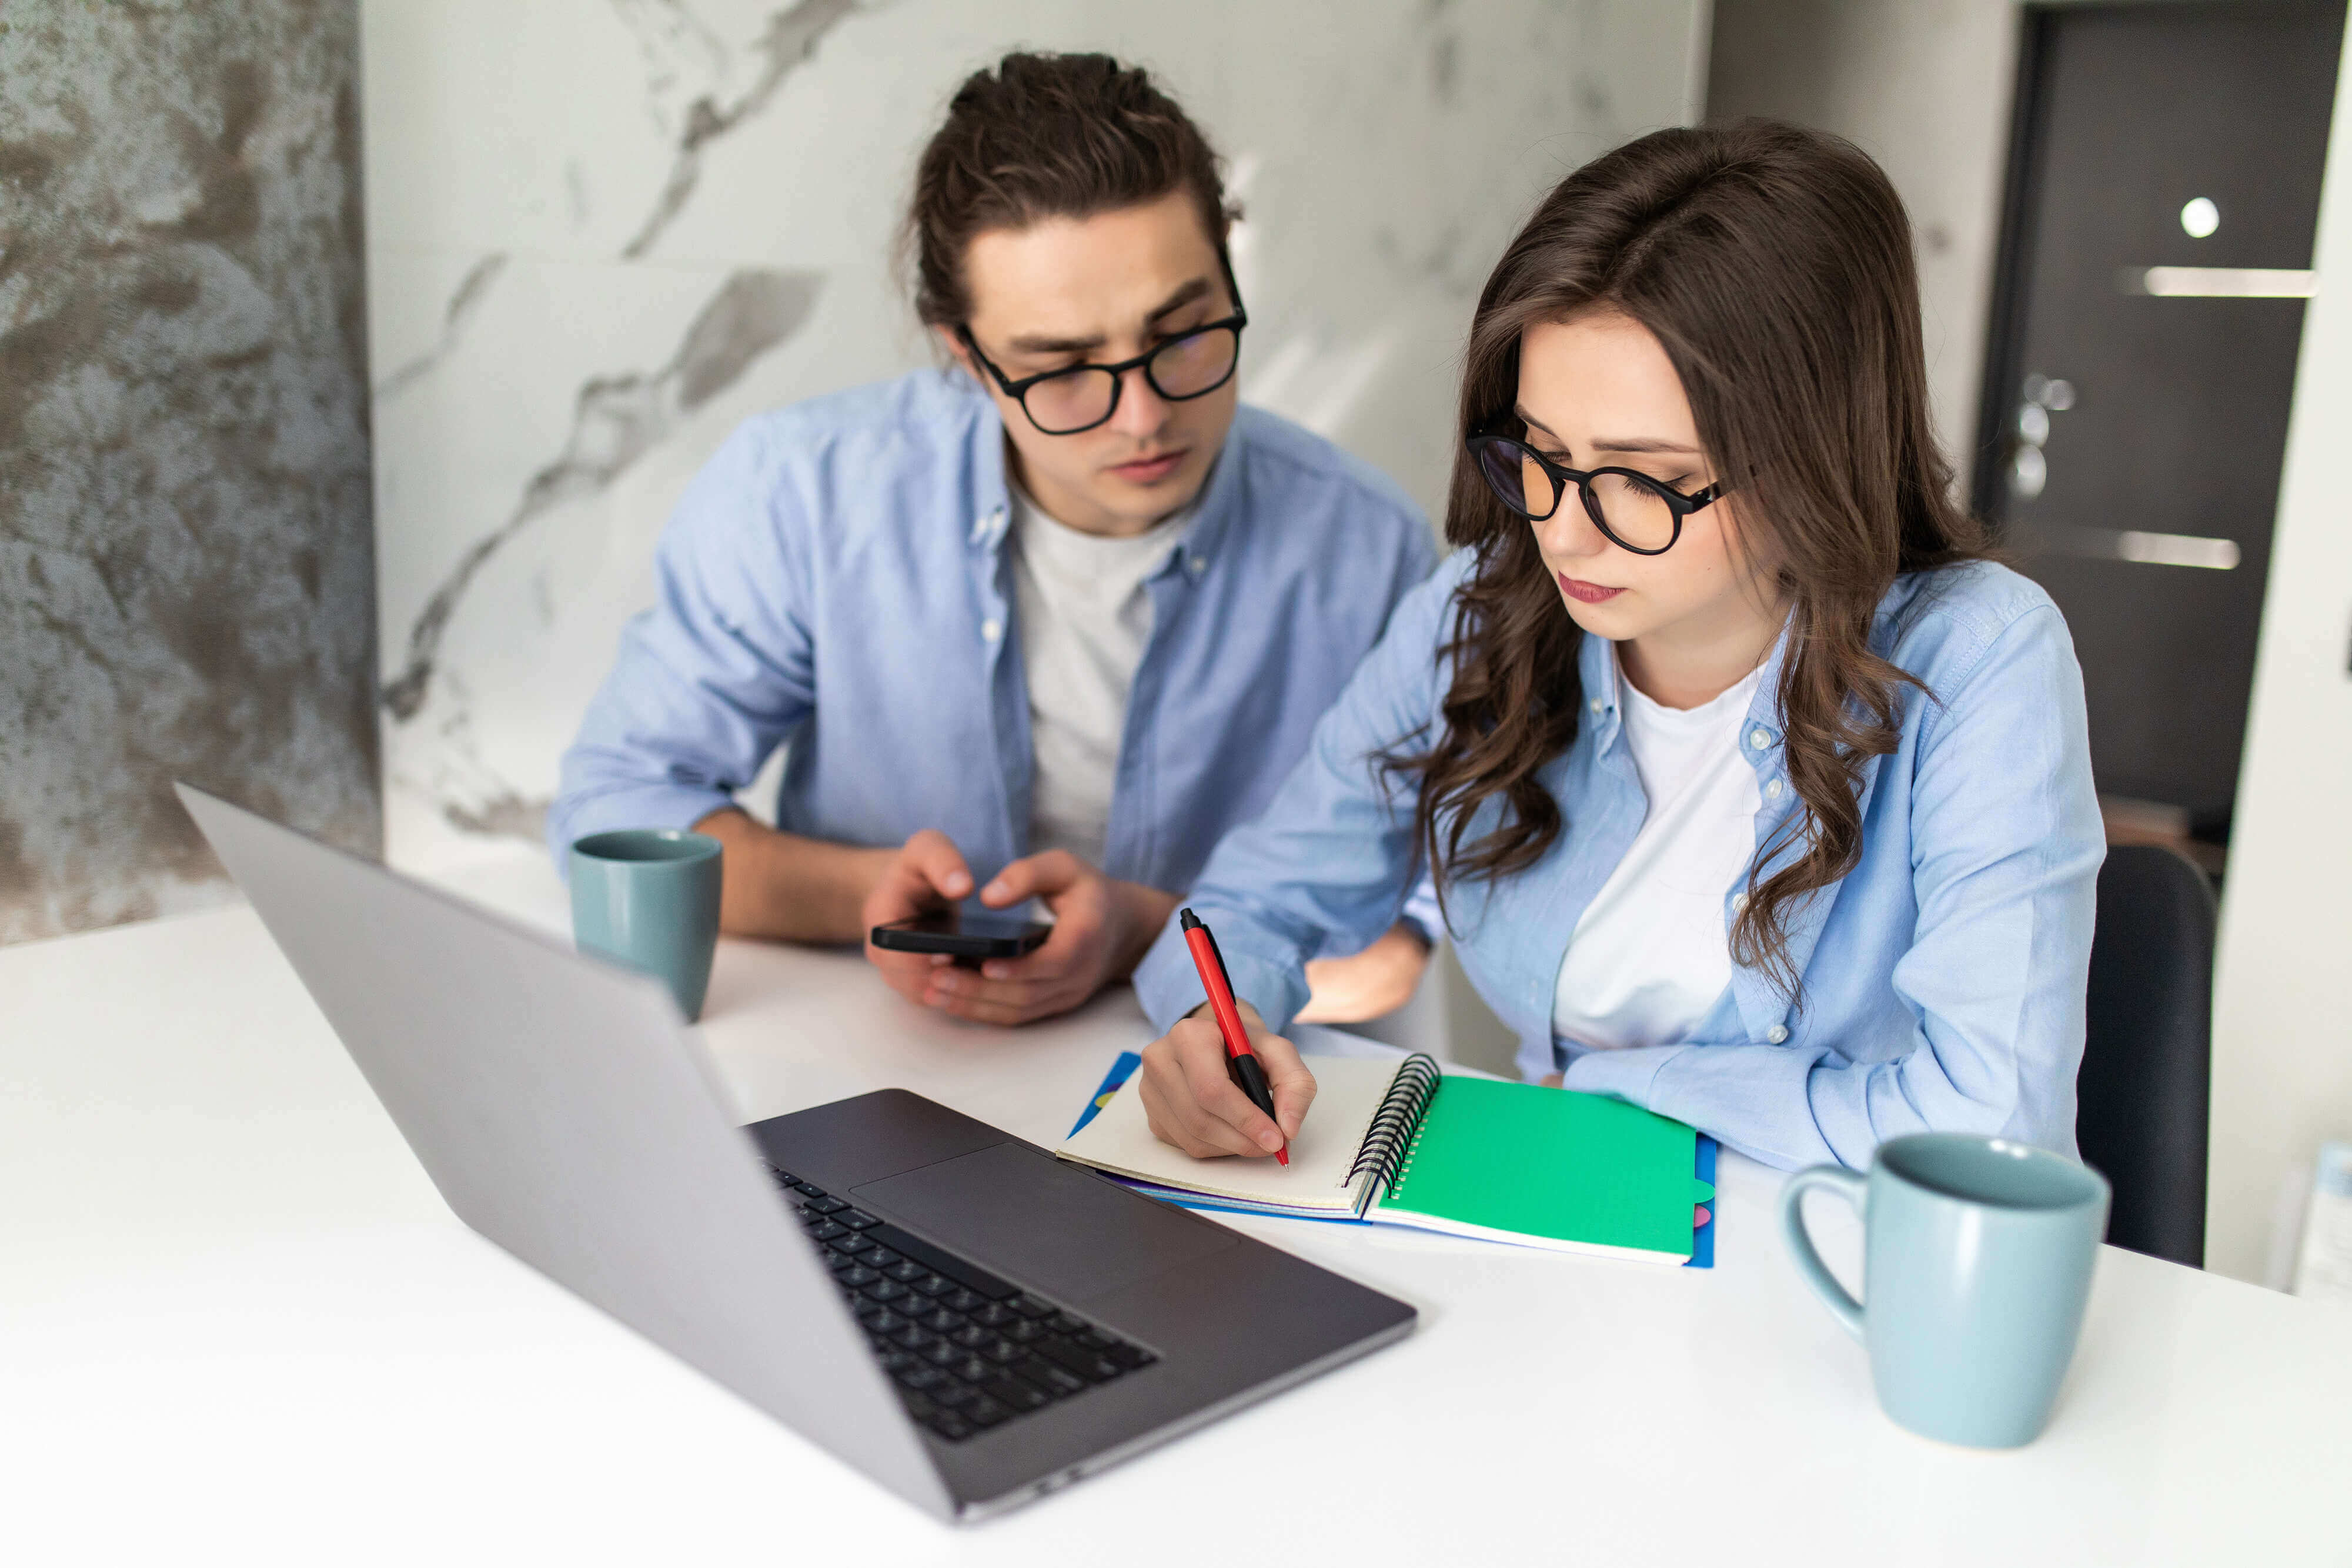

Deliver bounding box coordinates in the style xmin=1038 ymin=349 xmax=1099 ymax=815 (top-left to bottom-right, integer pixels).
xmin=2074 ymin=842 xmax=2216 ymax=1268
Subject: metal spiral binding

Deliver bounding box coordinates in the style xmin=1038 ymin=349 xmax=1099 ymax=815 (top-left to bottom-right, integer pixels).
xmin=1345 ymin=1051 xmax=1442 ymax=1198
xmin=1389 ymin=1119 xmax=1432 ymax=1199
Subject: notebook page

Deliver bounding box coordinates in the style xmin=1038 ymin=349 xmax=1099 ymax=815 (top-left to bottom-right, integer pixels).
xmin=1055 ymin=1054 xmax=1404 ymax=1213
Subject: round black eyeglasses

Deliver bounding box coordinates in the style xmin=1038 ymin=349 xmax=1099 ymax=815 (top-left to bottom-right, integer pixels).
xmin=1468 ymin=430 xmax=1724 ymax=556
xmin=958 ymin=310 xmax=1247 ymax=436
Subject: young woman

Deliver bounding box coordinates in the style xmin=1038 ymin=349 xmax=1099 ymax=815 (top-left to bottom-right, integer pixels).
xmin=1127 ymin=121 xmax=2104 ymax=1171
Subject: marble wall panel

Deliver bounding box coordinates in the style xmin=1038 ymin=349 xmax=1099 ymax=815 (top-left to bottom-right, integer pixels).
xmin=362 ymin=0 xmax=1706 ymax=872
xmin=0 ymin=1 xmax=378 ymax=944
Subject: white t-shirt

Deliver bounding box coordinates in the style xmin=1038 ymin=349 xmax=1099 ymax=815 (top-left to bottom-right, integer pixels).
xmin=1008 ymin=482 xmax=1190 ymax=867
xmin=1551 ymin=650 xmax=1768 ymax=1052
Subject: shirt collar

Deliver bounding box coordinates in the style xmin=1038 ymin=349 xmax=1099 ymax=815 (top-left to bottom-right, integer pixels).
xmin=1575 ymin=626 xmax=1620 ymax=741
xmin=958 ymin=379 xmax=1244 ymax=577
xmin=1740 ymin=616 xmax=1796 ymax=755
xmin=1572 ymin=610 xmax=1796 ymax=751
xmin=967 ymin=384 xmax=1014 ymax=550
xmin=1169 ymin=429 xmax=1242 ymax=577
xmin=1008 ymin=472 xmax=1197 ymax=561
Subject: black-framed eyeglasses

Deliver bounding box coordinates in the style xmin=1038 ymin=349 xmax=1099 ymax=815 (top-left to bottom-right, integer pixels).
xmin=1468 ymin=429 xmax=1724 ymax=556
xmin=958 ymin=307 xmax=1248 ymax=436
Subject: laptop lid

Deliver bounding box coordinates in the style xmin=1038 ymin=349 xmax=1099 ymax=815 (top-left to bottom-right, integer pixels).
xmin=175 ymin=784 xmax=956 ymax=1519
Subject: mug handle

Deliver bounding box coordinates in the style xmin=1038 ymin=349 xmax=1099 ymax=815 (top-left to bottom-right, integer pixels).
xmin=1780 ymin=1165 xmax=1867 ymax=1339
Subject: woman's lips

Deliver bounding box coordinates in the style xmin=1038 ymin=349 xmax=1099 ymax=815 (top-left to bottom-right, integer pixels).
xmin=1558 ymin=572 xmax=1625 ymax=604
xmin=1108 ymin=450 xmax=1185 ymax=484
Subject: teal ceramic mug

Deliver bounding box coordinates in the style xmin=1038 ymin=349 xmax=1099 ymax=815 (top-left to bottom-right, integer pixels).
xmin=568 ymin=829 xmax=723 ymax=1022
xmin=1781 ymin=1133 xmax=2110 ymax=1449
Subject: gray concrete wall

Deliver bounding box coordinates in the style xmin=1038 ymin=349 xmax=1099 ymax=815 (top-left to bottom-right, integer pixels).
xmin=1706 ymin=0 xmax=2022 ymax=470
xmin=0 ymin=1 xmax=378 ymax=944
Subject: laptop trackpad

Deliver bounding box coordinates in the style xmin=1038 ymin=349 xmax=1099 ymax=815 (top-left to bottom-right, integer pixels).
xmin=851 ymin=1142 xmax=1234 ymax=1305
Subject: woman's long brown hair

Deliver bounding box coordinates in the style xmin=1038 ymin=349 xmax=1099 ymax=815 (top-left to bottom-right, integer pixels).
xmin=1389 ymin=120 xmax=1986 ymax=999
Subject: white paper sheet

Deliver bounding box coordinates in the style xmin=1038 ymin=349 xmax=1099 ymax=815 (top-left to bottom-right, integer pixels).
xmin=1055 ymin=1054 xmax=1407 ymax=1213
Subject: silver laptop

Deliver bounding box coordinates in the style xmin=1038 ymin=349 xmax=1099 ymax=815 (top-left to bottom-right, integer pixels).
xmin=178 ymin=783 xmax=1414 ymax=1522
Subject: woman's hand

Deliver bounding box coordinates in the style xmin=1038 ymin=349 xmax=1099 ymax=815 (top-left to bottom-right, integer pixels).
xmin=1138 ymin=1001 xmax=1317 ymax=1158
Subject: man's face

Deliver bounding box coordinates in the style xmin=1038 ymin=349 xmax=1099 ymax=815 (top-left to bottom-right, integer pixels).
xmin=946 ymin=189 xmax=1240 ymax=538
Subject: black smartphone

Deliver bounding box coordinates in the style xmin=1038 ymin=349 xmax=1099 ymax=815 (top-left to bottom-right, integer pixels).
xmin=870 ymin=910 xmax=1052 ymax=960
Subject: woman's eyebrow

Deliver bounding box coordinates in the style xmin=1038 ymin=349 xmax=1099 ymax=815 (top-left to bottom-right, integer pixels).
xmin=1511 ymin=403 xmax=1564 ymax=442
xmin=1512 ymin=404 xmax=1699 ymax=458
xmin=1591 ymin=436 xmax=1701 ymax=456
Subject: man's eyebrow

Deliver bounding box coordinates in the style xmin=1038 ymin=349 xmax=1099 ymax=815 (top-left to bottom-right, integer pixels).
xmin=1142 ymin=276 xmax=1214 ymax=326
xmin=1003 ymin=277 xmax=1217 ymax=356
xmin=1005 ymin=327 xmax=1108 ymax=355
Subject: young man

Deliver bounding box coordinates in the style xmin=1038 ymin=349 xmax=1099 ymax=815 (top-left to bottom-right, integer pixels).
xmin=550 ymin=52 xmax=1434 ymax=1025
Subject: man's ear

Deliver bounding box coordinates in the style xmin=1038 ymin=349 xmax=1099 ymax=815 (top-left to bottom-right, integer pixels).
xmin=934 ymin=323 xmax=981 ymax=383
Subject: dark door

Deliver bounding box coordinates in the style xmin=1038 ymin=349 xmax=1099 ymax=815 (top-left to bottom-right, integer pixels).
xmin=1975 ymin=1 xmax=2342 ymax=835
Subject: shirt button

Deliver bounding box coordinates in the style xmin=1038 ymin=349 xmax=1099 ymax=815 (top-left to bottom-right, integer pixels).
xmin=980 ymin=618 xmax=1001 ymax=642
xmin=1749 ymin=728 xmax=1772 ymax=751
xmin=1767 ymin=1024 xmax=1789 ymax=1044
xmin=1730 ymin=892 xmax=1749 ymax=914
xmin=1765 ymin=778 xmax=1783 ymax=800
xmin=1589 ymin=697 xmax=1603 ymax=714
xmin=1189 ymin=555 xmax=1207 ymax=573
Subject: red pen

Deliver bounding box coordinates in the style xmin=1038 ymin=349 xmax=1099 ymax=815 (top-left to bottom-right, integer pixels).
xmin=1179 ymin=908 xmax=1288 ymax=1165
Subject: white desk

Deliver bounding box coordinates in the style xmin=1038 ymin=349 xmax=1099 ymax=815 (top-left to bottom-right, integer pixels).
xmin=4 ymin=852 xmax=2347 ymax=1566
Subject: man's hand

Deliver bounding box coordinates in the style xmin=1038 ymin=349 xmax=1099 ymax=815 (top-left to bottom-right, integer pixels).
xmin=1137 ymin=1001 xmax=1315 ymax=1159
xmin=868 ymin=843 xmax=1179 ymax=1027
xmin=859 ymin=830 xmax=981 ymax=1009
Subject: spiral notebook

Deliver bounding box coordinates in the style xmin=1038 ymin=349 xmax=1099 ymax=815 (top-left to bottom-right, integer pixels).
xmin=1057 ymin=1052 xmax=1715 ymax=1266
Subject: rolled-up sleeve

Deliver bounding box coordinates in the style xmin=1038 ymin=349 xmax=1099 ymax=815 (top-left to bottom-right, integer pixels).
xmin=546 ymin=424 xmax=816 ymax=865
xmin=1133 ymin=557 xmax=1466 ymax=1032
xmin=1395 ymin=875 xmax=1445 ymax=947
xmin=1563 ymin=602 xmax=2103 ymax=1168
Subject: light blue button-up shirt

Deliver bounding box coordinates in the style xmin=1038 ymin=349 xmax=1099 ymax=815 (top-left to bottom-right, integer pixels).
xmin=1136 ymin=551 xmax=2105 ymax=1171
xmin=550 ymin=369 xmax=1436 ymax=901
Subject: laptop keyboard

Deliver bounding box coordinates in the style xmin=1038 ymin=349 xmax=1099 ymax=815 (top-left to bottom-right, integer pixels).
xmin=768 ymin=1165 xmax=1157 ymax=1442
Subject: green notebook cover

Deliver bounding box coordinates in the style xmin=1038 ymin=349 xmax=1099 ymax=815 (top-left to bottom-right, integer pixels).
xmin=1373 ymin=1076 xmax=1714 ymax=1258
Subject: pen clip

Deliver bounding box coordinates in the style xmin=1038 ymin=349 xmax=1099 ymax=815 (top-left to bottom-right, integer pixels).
xmin=1200 ymin=922 xmax=1230 ymax=979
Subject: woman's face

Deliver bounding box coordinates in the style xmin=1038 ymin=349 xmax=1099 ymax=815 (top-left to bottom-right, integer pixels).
xmin=1512 ymin=310 xmax=1777 ymax=655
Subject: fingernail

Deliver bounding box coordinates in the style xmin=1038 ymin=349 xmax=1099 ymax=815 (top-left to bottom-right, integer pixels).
xmin=981 ymin=962 xmax=1005 ymax=979
xmin=945 ymin=872 xmax=971 ymax=895
xmin=982 ymin=880 xmax=1009 ymax=902
xmin=1259 ymin=1129 xmax=1282 ymax=1151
